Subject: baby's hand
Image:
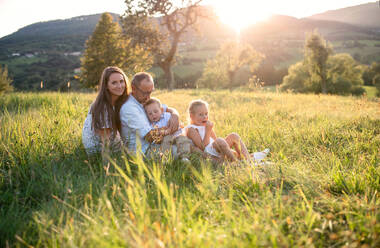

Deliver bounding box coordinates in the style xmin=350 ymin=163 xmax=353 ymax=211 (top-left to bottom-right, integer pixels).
xmin=150 ymin=127 xmax=167 ymax=144
xmin=206 ymin=120 xmax=214 ymax=131
xmin=163 ymin=128 xmax=170 ymax=136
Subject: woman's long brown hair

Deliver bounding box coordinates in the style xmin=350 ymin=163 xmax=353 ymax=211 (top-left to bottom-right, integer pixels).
xmin=91 ymin=66 xmax=129 ymax=132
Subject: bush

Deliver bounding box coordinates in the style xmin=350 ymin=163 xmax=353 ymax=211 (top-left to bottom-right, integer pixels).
xmin=196 ymin=59 xmax=229 ymax=89
xmin=373 ymin=74 xmax=380 ymax=97
xmin=280 ymin=62 xmax=310 ymax=93
xmin=197 ymin=41 xmax=264 ymax=89
xmin=327 ymin=76 xmax=352 ymax=95
xmin=351 ymin=86 xmax=366 ymax=96
xmin=178 ymin=72 xmax=202 ymax=88
xmin=0 ymin=65 xmax=13 ymax=94
xmin=281 ymin=54 xmax=365 ymax=96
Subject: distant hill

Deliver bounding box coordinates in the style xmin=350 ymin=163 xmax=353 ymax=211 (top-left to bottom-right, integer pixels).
xmin=0 ymin=13 xmax=121 ymax=90
xmin=0 ymin=8 xmax=233 ymax=90
xmin=242 ymin=14 xmax=380 ymax=42
xmin=239 ymin=14 xmax=380 ymax=78
xmin=309 ymin=2 xmax=380 ymax=29
xmin=0 ymin=13 xmax=120 ymax=57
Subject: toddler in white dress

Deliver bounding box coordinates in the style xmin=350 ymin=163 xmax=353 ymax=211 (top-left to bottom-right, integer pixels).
xmin=185 ymin=99 xmax=269 ymax=163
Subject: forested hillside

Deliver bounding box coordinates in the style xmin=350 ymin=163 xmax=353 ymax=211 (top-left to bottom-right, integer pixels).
xmin=0 ymin=3 xmax=380 ymax=91
xmin=0 ymin=13 xmax=120 ymax=90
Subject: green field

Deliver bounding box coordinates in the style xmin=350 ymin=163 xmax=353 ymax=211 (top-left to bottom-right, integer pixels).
xmin=0 ymin=91 xmax=379 ymax=247
xmin=363 ymin=86 xmax=378 ymax=98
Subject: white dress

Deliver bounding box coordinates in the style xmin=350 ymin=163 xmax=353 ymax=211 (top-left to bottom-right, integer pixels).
xmin=82 ymin=106 xmax=121 ymax=155
xmin=185 ymin=124 xmax=220 ymax=157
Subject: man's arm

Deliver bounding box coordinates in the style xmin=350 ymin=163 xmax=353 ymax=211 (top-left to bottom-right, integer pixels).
xmin=120 ymin=104 xmax=152 ymax=140
xmin=166 ymin=107 xmax=179 ymax=116
xmin=165 ymin=107 xmax=180 ymax=134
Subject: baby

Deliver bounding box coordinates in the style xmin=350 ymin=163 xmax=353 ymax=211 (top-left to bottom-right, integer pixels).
xmin=185 ymin=99 xmax=269 ymax=164
xmin=143 ymin=97 xmax=189 ymax=158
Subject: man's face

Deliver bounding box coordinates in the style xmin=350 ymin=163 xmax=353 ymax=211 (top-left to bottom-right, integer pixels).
xmin=132 ymin=78 xmax=154 ymax=104
xmin=144 ymin=103 xmax=163 ymax=123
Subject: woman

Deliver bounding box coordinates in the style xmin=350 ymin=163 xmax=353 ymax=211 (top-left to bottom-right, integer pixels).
xmin=82 ymin=66 xmax=129 ymax=155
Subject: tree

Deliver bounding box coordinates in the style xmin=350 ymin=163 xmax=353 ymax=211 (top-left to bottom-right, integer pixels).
xmin=362 ymin=62 xmax=380 ymax=86
xmin=280 ymin=62 xmax=310 ymax=93
xmin=197 ymin=41 xmax=264 ymax=89
xmin=326 ymin=53 xmax=364 ymax=95
xmin=304 ymin=31 xmax=333 ymax=94
xmin=281 ymin=31 xmax=366 ymax=96
xmin=123 ymin=0 xmax=205 ymax=90
xmin=0 ymin=65 xmax=13 ymax=94
xmin=253 ymin=60 xmax=288 ymax=86
xmin=281 ymin=53 xmax=365 ymax=95
xmin=373 ymin=74 xmax=380 ymax=97
xmin=80 ymin=13 xmax=152 ymax=88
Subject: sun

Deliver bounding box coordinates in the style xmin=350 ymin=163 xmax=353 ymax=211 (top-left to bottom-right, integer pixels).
xmin=211 ymin=1 xmax=273 ymax=33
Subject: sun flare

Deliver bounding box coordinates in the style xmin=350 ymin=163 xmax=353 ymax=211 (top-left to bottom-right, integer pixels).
xmin=212 ymin=1 xmax=273 ymax=32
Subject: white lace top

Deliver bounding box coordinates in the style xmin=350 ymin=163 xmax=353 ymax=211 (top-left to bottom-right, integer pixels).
xmin=82 ymin=105 xmax=121 ymax=155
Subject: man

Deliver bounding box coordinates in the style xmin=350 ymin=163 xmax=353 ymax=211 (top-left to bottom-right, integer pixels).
xmin=120 ymin=72 xmax=191 ymax=159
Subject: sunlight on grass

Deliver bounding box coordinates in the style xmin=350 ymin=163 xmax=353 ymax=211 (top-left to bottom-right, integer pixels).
xmin=0 ymin=91 xmax=379 ymax=247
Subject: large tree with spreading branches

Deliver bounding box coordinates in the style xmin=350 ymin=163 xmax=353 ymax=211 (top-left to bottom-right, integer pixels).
xmin=122 ymin=0 xmax=205 ymax=90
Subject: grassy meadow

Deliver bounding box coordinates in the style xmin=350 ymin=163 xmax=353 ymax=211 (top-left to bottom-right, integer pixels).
xmin=0 ymin=90 xmax=379 ymax=247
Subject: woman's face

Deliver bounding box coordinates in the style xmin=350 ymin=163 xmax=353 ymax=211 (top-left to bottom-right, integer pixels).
xmin=190 ymin=104 xmax=208 ymax=126
xmin=107 ymin=72 xmax=126 ymax=97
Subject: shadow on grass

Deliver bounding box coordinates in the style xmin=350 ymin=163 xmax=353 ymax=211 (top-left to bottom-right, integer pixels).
xmin=0 ymin=144 xmax=212 ymax=246
xmin=0 ymin=145 xmax=106 ymax=246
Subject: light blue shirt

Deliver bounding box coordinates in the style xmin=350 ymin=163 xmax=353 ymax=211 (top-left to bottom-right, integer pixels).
xmin=120 ymin=95 xmax=167 ymax=154
xmin=151 ymin=112 xmax=172 ymax=128
xmin=150 ymin=112 xmax=183 ymax=139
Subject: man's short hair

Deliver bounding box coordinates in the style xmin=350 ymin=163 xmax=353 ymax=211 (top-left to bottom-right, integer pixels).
xmin=131 ymin=72 xmax=153 ymax=87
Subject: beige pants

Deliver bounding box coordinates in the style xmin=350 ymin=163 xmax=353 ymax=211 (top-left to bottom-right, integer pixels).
xmin=160 ymin=135 xmax=191 ymax=159
xmin=147 ymin=135 xmax=192 ymax=159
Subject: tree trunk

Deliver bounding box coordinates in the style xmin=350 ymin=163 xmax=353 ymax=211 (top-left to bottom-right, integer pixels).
xmin=163 ymin=65 xmax=174 ymax=91
xmin=320 ymin=68 xmax=327 ymax=94
xmin=228 ymin=70 xmax=236 ymax=89
xmin=321 ymin=80 xmax=327 ymax=94
xmin=162 ymin=33 xmax=181 ymax=91
xmin=159 ymin=62 xmax=174 ymax=90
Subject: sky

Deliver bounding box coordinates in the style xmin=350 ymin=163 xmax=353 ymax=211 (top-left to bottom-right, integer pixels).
xmin=0 ymin=0 xmax=376 ymax=38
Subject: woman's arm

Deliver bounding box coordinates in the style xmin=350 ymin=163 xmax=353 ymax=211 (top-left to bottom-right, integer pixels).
xmin=96 ymin=128 xmax=112 ymax=143
xmin=96 ymin=128 xmax=113 ymax=154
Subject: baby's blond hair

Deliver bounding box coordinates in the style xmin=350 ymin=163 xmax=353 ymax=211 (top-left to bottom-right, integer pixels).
xmin=143 ymin=97 xmax=162 ymax=109
xmin=188 ymin=99 xmax=209 ymax=114
xmin=188 ymin=99 xmax=209 ymax=124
